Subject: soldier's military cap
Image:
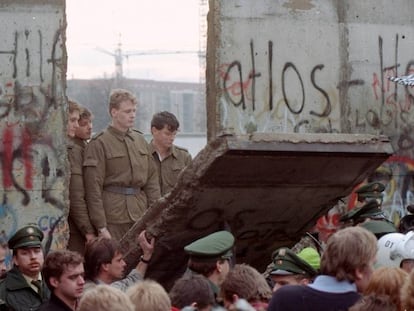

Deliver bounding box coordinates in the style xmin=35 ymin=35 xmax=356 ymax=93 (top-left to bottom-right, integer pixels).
xmin=340 ymin=200 xmax=384 ymax=223
xmin=270 ymin=247 xmax=318 ymax=277
xmin=8 ymin=225 xmax=44 ymax=250
xmin=184 ymin=231 xmax=235 ymax=261
xmin=360 ymin=220 xmax=397 ymax=239
xmin=356 ymin=182 xmax=385 ymax=201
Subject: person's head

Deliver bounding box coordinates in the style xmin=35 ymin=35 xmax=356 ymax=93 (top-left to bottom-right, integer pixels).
xmin=401 ymin=268 xmax=414 ymax=311
xmin=0 ymin=244 xmax=7 ymax=278
xmin=221 ymin=264 xmax=272 ymax=309
xmin=126 ymin=280 xmax=171 ymax=311
xmin=169 ymin=274 xmax=215 ymax=311
xmin=67 ymin=100 xmax=81 ymax=138
xmin=364 ymin=267 xmax=407 ymax=311
xmin=78 ymin=284 xmax=134 ymax=311
xmin=84 ymin=237 xmax=125 ymax=283
xmin=320 ymin=226 xmax=377 ymax=292
xmin=75 ymin=107 xmax=93 ymax=140
xmin=108 ymin=89 xmax=137 ymax=132
xmin=348 ymin=295 xmax=397 ymax=311
xmin=8 ymin=225 xmax=44 ymax=279
xmin=185 ymin=231 xmax=235 ymax=286
xmin=151 ymin=111 xmax=180 ymax=149
xmin=42 ymin=250 xmax=85 ymax=304
xmin=269 ymin=247 xmax=319 ymax=292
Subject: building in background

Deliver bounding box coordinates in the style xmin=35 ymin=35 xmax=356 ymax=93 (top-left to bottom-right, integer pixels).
xmin=66 ymin=78 xmax=207 ymax=157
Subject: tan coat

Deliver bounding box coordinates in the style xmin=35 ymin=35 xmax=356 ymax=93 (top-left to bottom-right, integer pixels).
xmin=83 ymin=126 xmax=161 ymax=231
xmin=68 ymin=137 xmax=94 ymax=252
xmin=149 ymin=143 xmax=192 ymax=196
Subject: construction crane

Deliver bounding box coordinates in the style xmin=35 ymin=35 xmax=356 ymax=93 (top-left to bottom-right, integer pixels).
xmin=96 ymin=38 xmax=203 ymax=84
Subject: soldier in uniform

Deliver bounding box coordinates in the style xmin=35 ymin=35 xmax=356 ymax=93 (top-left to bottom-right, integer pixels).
xmin=184 ymin=230 xmax=235 ymax=304
xmin=0 ymin=225 xmax=50 ymax=311
xmin=83 ymin=89 xmax=161 ymax=240
xmin=149 ymin=111 xmax=192 ymax=196
xmin=268 ymin=247 xmax=319 ymax=292
xmin=67 ymin=102 xmax=96 ymax=254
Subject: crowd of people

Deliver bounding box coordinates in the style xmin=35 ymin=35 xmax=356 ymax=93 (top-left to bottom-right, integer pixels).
xmin=2 ymin=88 xmax=414 ymax=310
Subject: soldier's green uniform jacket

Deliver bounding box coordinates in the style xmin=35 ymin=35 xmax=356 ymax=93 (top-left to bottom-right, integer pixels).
xmin=83 ymin=126 xmax=161 ymax=233
xmin=67 ymin=137 xmax=95 ymax=252
xmin=149 ymin=142 xmax=192 ymax=196
xmin=0 ymin=267 xmax=50 ymax=311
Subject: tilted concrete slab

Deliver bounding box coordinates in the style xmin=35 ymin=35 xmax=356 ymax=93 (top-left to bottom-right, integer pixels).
xmin=120 ymin=133 xmax=393 ymax=289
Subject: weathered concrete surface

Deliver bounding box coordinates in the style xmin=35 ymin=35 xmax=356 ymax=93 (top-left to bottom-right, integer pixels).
xmin=121 ymin=133 xmax=393 ymax=289
xmin=206 ymin=0 xmax=414 ymax=155
xmin=0 ymin=1 xmax=68 ymax=252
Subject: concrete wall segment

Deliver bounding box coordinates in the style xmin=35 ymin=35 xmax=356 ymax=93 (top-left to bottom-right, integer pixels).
xmin=207 ymin=0 xmax=414 ymax=156
xmin=0 ymin=1 xmax=68 ymax=257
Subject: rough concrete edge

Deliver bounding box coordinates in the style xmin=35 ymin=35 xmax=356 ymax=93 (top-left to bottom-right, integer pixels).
xmin=120 ymin=135 xmax=230 ymax=261
xmin=206 ymin=0 xmax=220 ymax=142
xmin=231 ymin=132 xmax=392 ymax=144
xmin=0 ymin=0 xmax=65 ymax=7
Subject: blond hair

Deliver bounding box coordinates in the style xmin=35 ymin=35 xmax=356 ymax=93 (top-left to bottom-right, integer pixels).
xmin=78 ymin=285 xmax=134 ymax=311
xmin=108 ymin=89 xmax=137 ymax=115
xmin=68 ymin=99 xmax=81 ymax=114
xmin=126 ymin=280 xmax=171 ymax=311
xmin=321 ymin=226 xmax=377 ymax=282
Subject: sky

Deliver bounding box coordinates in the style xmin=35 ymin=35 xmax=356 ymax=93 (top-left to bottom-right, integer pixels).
xmin=65 ymin=0 xmax=204 ymax=82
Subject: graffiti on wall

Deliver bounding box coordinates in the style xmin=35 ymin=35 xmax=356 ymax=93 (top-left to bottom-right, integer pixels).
xmin=216 ymin=32 xmax=414 ymax=239
xmin=0 ymin=6 xmax=68 ymax=262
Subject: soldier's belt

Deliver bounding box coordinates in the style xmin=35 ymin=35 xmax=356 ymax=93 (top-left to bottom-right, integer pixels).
xmin=103 ymin=186 xmax=141 ymax=195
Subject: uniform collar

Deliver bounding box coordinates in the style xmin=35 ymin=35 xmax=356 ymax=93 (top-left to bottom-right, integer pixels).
xmin=5 ymin=267 xmax=40 ymax=291
xmin=149 ymin=140 xmax=176 ymax=159
xmin=107 ymin=126 xmax=135 ymax=141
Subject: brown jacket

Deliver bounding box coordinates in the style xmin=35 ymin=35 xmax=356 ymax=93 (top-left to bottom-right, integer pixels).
xmin=68 ymin=137 xmax=95 ymax=235
xmin=83 ymin=126 xmax=161 ymax=229
xmin=149 ymin=142 xmax=192 ymax=196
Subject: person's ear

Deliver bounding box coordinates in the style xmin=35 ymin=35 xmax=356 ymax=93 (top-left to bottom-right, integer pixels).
xmin=216 ymin=261 xmax=222 ymax=273
xmin=101 ymin=263 xmax=110 ymax=272
xmin=50 ymin=276 xmax=59 ymax=288
xmin=354 ymin=267 xmax=364 ymax=281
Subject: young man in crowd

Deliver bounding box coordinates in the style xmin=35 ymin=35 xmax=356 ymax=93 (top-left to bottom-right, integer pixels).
xmin=267 ymin=226 xmax=378 ymax=311
xmin=39 ymin=250 xmax=85 ymax=311
xmin=83 ymin=89 xmax=160 ymax=240
xmin=149 ymin=111 xmax=192 ymax=196
xmin=0 ymin=225 xmax=50 ymax=310
xmin=221 ymin=264 xmax=272 ymax=311
xmin=169 ymin=274 xmax=215 ymax=311
xmin=83 ymin=230 xmax=154 ymax=292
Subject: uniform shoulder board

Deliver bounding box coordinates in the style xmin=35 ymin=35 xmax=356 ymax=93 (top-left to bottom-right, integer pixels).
xmin=131 ymin=128 xmax=143 ymax=135
xmin=90 ymin=131 xmax=104 ymax=140
xmin=175 ymin=145 xmax=190 ymax=153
